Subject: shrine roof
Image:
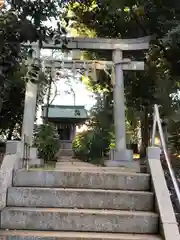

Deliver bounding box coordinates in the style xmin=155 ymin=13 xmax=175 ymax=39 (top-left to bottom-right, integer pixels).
xmin=41 ymin=105 xmax=88 ymax=121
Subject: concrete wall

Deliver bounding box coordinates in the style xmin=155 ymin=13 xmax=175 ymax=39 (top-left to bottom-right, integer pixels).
xmin=0 ymin=154 xmax=21 ymax=209
xmin=6 ymin=141 xmax=20 ymax=155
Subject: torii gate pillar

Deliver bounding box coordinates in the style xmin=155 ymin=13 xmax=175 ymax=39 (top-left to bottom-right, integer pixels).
xmin=19 ymin=48 xmax=40 ymax=161
xmin=105 ymin=50 xmax=138 ymax=169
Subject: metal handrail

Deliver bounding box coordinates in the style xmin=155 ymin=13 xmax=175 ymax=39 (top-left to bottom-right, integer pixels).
xmin=23 ymin=134 xmax=30 ymax=171
xmin=152 ymin=104 xmax=180 ymax=209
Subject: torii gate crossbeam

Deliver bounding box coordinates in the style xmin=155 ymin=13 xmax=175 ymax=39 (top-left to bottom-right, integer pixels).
xmin=24 ymin=36 xmax=150 ymax=50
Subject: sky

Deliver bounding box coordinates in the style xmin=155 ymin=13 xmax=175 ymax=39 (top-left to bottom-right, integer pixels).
xmin=51 ymin=80 xmax=95 ymax=108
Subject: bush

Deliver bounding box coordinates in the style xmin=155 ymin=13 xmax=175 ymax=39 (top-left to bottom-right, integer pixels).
xmin=73 ymin=130 xmax=93 ymax=161
xmin=34 ymin=123 xmax=59 ymax=162
xmin=73 ymin=129 xmax=111 ymax=165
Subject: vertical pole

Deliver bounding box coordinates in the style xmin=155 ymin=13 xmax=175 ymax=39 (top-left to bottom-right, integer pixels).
xmin=113 ymin=50 xmax=126 ymax=152
xmin=21 ymin=46 xmax=40 ymax=148
xmin=45 ymin=72 xmax=52 ymax=123
xmin=152 ymin=110 xmax=157 ymax=146
xmin=46 ymin=50 xmax=54 ymax=123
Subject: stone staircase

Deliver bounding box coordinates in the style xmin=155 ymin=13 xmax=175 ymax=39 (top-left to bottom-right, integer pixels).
xmin=0 ymin=167 xmax=162 ymax=240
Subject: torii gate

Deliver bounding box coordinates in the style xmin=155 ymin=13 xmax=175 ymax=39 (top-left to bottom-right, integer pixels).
xmin=22 ymin=36 xmax=150 ymax=168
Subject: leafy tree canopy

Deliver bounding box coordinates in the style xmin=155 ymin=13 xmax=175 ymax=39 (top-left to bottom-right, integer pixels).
xmin=0 ymin=0 xmax=67 ymax=138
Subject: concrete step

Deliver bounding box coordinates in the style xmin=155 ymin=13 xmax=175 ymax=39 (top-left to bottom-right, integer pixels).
xmin=57 ymin=149 xmax=73 ymax=157
xmin=1 ymin=207 xmax=159 ymax=233
xmin=56 ymin=161 xmax=96 ymax=167
xmin=55 ymin=163 xmax=139 ymax=172
xmin=0 ymin=230 xmax=163 ymax=240
xmin=13 ymin=170 xmax=150 ymax=190
xmin=7 ymin=187 xmax=154 ymax=211
xmin=55 ymin=161 xmax=95 ymax=169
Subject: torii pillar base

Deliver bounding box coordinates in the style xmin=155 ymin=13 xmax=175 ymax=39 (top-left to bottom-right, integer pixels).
xmin=104 ymin=149 xmax=140 ymax=172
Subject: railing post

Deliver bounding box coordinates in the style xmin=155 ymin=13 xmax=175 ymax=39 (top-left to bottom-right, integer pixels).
xmin=23 ymin=134 xmax=30 ymax=171
xmin=147 ymin=146 xmax=161 ymax=160
xmin=151 ymin=108 xmax=157 ymax=146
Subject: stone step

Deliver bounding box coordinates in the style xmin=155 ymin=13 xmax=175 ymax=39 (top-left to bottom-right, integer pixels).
xmin=7 ymin=187 xmax=154 ymax=211
xmin=1 ymin=207 xmax=159 ymax=233
xmin=55 ymin=161 xmax=95 ymax=169
xmin=55 ymin=163 xmax=139 ymax=172
xmin=57 ymin=149 xmax=73 ymax=157
xmin=13 ymin=170 xmax=150 ymax=190
xmin=56 ymin=161 xmax=96 ymax=167
xmin=0 ymin=230 xmax=163 ymax=240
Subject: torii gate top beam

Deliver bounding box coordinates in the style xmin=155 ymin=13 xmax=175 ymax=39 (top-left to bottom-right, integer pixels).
xmin=24 ymin=36 xmax=151 ymax=51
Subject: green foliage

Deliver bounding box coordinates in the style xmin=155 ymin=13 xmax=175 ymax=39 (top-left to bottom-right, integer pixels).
xmin=34 ymin=124 xmax=59 ymax=162
xmin=168 ymin=120 xmax=180 ymax=153
xmin=73 ymin=92 xmax=113 ymax=164
xmin=6 ymin=0 xmax=66 ymax=44
xmin=73 ymin=130 xmax=93 ymax=161
xmin=109 ymin=132 xmax=116 ymax=149
xmin=0 ymin=11 xmax=22 ymax=97
xmin=73 ymin=129 xmax=109 ymax=165
xmin=0 ymin=0 xmax=66 ymax=137
xmin=0 ymin=0 xmax=66 ymax=104
xmin=0 ymin=64 xmax=27 ymax=137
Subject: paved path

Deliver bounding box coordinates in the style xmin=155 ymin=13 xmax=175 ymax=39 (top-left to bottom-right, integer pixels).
xmin=55 ymin=158 xmax=138 ymax=172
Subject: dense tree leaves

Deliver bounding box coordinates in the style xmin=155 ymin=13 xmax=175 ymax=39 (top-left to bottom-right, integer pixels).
xmin=73 ymin=92 xmax=114 ymax=162
xmin=8 ymin=0 xmax=66 ymax=44
xmin=0 ymin=65 xmax=26 ymax=138
xmin=0 ymin=0 xmax=67 ymax=138
xmin=34 ymin=123 xmax=59 ymax=162
xmin=0 ymin=0 xmax=66 ymax=84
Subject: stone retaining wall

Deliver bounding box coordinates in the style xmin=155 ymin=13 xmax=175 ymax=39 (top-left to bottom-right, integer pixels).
xmin=0 ymin=154 xmax=20 ymax=209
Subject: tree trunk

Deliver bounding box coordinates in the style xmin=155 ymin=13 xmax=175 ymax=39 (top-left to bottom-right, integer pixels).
xmin=140 ymin=107 xmax=149 ymax=159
